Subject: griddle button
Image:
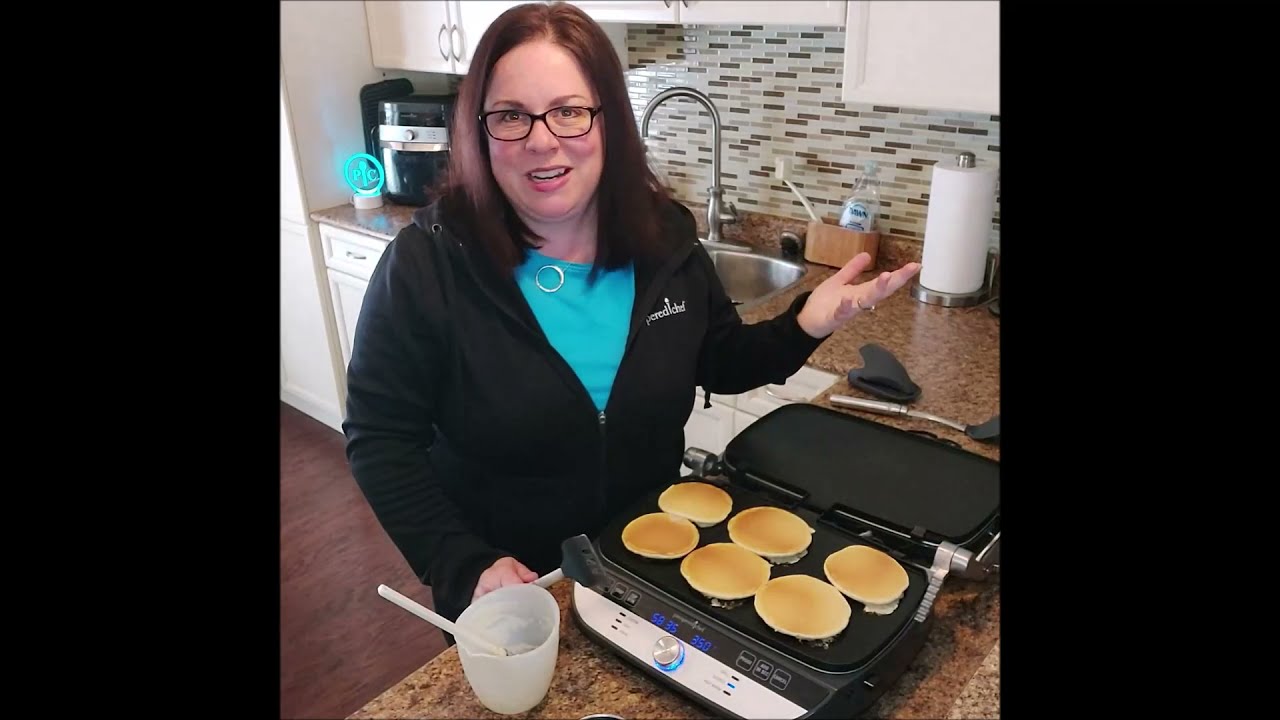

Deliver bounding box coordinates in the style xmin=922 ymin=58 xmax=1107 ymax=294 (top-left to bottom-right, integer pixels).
xmin=735 ymin=651 xmax=756 ymax=671
xmin=624 ymin=590 xmax=640 ymax=606
xmin=752 ymin=659 xmax=773 ymax=681
xmin=609 ymin=582 xmax=627 ymax=600
xmin=769 ymin=669 xmax=791 ymax=690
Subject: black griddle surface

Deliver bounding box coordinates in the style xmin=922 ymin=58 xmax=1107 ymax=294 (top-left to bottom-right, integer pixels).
xmin=723 ymin=403 xmax=1000 ymax=544
xmin=598 ymin=481 xmax=929 ymax=673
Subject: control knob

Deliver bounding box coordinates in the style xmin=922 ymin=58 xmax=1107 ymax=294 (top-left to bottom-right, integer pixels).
xmin=653 ymin=635 xmax=684 ymax=670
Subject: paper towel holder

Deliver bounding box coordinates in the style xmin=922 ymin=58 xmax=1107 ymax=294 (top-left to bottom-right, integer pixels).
xmin=911 ymin=246 xmax=999 ymax=307
xmin=910 ymin=150 xmax=997 ymax=307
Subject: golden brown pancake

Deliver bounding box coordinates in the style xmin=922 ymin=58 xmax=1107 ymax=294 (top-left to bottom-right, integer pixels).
xmin=658 ymin=482 xmax=733 ymax=527
xmin=823 ymin=544 xmax=910 ymax=614
xmin=680 ymin=543 xmax=772 ymax=600
xmin=754 ymin=574 xmax=851 ymax=640
xmin=620 ymin=512 xmax=699 ymax=559
xmin=726 ymin=506 xmax=814 ymax=562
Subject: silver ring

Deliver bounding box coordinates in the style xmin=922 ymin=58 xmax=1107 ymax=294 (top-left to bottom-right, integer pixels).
xmin=856 ymin=297 xmax=876 ymax=312
xmin=535 ymin=265 xmax=565 ymax=293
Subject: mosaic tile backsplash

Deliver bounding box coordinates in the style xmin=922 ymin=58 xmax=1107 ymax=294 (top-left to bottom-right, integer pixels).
xmin=624 ymin=23 xmax=1000 ymax=247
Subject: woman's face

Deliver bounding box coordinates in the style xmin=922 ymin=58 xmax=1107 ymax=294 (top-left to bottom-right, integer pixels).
xmin=483 ymin=40 xmax=605 ymax=231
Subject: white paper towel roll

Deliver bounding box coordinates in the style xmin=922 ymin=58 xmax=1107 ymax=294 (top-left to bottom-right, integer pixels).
xmin=919 ymin=158 xmax=998 ymax=295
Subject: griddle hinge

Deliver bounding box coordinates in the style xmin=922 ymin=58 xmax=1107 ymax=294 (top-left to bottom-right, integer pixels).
xmin=742 ymin=470 xmax=807 ymax=507
xmin=915 ymin=541 xmax=958 ymax=623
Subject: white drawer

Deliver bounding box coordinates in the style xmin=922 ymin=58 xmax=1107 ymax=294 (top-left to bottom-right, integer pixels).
xmin=319 ymin=223 xmax=389 ymax=281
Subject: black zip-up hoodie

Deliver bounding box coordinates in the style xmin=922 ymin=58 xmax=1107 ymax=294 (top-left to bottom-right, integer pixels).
xmin=342 ymin=196 xmax=827 ymax=623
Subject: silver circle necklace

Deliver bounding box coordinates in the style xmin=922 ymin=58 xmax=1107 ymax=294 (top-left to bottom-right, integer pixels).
xmin=534 ymin=264 xmax=565 ymax=293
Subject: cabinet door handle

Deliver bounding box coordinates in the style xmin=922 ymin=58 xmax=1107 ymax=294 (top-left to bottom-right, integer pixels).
xmin=345 ymin=250 xmax=367 ymax=260
xmin=438 ymin=24 xmax=449 ymax=60
xmin=450 ymin=24 xmax=462 ymax=62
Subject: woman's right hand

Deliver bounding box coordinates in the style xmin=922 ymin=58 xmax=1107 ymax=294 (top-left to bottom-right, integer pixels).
xmin=473 ymin=556 xmax=540 ymax=601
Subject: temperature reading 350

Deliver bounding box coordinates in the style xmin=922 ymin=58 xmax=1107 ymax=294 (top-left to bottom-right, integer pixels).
xmin=690 ymin=634 xmax=713 ymax=652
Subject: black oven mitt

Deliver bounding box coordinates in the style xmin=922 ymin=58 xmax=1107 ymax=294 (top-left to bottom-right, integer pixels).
xmin=846 ymin=343 xmax=922 ymax=403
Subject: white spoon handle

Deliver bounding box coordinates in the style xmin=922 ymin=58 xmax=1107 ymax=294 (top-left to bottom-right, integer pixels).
xmin=534 ymin=568 xmax=564 ymax=588
xmin=377 ymin=584 xmax=509 ymax=657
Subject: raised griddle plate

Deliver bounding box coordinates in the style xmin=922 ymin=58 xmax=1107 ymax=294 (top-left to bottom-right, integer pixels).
xmin=723 ymin=403 xmax=1000 ymax=545
xmin=597 ymin=480 xmax=929 ymax=674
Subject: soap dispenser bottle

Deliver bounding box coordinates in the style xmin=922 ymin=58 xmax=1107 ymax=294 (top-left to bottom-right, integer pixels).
xmin=838 ymin=161 xmax=880 ymax=233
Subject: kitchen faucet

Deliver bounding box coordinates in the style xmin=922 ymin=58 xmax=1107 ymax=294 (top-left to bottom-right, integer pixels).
xmin=640 ymin=87 xmax=743 ymax=248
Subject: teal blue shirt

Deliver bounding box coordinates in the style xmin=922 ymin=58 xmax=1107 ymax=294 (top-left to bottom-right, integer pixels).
xmin=514 ymin=248 xmax=635 ymax=412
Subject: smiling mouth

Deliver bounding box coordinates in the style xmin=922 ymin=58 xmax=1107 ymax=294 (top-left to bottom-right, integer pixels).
xmin=529 ymin=168 xmax=570 ymax=181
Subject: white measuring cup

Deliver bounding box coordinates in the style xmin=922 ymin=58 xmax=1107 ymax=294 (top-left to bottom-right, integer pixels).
xmin=455 ymin=583 xmax=561 ymax=715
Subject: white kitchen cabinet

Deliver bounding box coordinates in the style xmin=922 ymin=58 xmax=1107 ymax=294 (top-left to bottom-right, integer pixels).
xmin=319 ymin=223 xmax=389 ymax=282
xmin=365 ymin=0 xmax=455 ymax=74
xmin=327 ymin=268 xmax=369 ymax=369
xmin=280 ymin=55 xmax=346 ymax=433
xmin=281 ymin=219 xmax=346 ymax=432
xmin=317 ymin=222 xmax=391 ymax=370
xmin=281 ymin=1 xmax=401 ymax=433
xmin=841 ymin=0 xmax=999 ymax=114
xmin=565 ymin=0 xmax=845 ymax=26
xmin=366 ymin=1 xmax=626 ymax=76
xmin=450 ymin=0 xmax=532 ymax=74
xmin=678 ymin=1 xmax=846 ymax=26
xmin=563 ymin=0 xmax=679 ymax=23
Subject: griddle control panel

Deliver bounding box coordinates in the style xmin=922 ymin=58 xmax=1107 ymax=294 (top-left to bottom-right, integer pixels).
xmin=607 ymin=580 xmax=642 ymax=608
xmin=578 ymin=578 xmax=828 ymax=713
xmin=734 ymin=650 xmax=792 ymax=690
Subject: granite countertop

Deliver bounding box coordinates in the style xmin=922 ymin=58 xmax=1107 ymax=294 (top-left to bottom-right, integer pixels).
xmin=312 ymin=202 xmax=418 ymax=241
xmin=318 ymin=200 xmax=1000 ymax=718
xmin=351 ymin=576 xmax=998 ymax=720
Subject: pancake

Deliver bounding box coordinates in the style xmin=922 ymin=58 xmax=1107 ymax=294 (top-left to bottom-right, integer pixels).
xmin=754 ymin=574 xmax=851 ymax=641
xmin=680 ymin=543 xmax=772 ymax=601
xmin=726 ymin=506 xmax=814 ymax=563
xmin=824 ymin=544 xmax=910 ymax=615
xmin=658 ymin=482 xmax=733 ymax=527
xmin=620 ymin=512 xmax=700 ymax=559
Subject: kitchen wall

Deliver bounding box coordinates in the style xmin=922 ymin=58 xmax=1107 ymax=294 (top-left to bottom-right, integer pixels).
xmin=624 ymin=23 xmax=1000 ymax=248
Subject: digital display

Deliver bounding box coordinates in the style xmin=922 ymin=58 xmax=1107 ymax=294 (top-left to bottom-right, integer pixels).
xmin=650 ymin=612 xmax=714 ymax=653
xmin=650 ymin=612 xmax=679 ymax=634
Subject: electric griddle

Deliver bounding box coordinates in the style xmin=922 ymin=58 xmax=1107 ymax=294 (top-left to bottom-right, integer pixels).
xmin=570 ymin=403 xmax=1000 ymax=719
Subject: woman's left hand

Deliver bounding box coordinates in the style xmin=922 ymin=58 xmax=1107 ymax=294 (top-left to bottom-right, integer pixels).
xmin=796 ymin=252 xmax=922 ymax=339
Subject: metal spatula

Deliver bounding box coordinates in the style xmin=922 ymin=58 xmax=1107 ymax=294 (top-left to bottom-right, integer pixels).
xmin=829 ymin=395 xmax=1000 ymax=444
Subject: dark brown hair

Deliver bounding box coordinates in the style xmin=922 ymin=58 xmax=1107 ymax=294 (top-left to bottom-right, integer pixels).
xmin=440 ymin=1 xmax=670 ymax=277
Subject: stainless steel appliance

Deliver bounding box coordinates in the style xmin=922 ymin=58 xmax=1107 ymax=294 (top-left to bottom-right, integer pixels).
xmin=570 ymin=403 xmax=1000 ymax=719
xmin=376 ymin=94 xmax=455 ymax=206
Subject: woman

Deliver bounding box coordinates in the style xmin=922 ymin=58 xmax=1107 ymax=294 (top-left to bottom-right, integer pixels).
xmin=343 ymin=1 xmax=921 ymax=630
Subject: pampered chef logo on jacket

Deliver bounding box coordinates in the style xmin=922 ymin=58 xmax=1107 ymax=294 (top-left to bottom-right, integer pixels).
xmin=646 ymin=297 xmax=687 ymax=326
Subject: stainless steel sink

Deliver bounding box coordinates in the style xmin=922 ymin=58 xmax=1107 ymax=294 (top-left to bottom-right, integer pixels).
xmin=701 ymin=240 xmax=808 ymax=310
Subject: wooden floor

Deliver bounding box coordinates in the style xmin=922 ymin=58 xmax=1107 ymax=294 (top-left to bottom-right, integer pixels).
xmin=280 ymin=402 xmax=448 ymax=720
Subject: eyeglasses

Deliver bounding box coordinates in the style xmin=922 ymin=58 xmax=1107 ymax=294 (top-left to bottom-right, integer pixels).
xmin=480 ymin=106 xmax=603 ymax=141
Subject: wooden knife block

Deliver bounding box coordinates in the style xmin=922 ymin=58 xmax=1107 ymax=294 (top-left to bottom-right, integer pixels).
xmin=804 ymin=220 xmax=879 ymax=269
